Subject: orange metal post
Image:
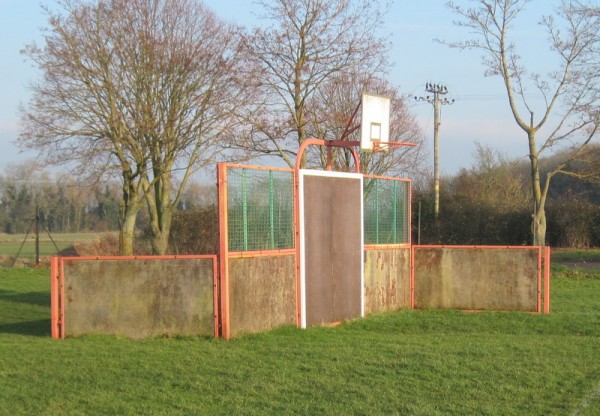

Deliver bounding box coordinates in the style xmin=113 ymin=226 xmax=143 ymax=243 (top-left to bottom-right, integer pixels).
xmin=217 ymin=163 xmax=231 ymax=340
xmin=59 ymin=258 xmax=65 ymax=338
xmin=408 ymin=180 xmax=412 ymax=246
xmin=50 ymin=256 xmax=59 ymax=339
xmin=544 ymin=246 xmax=551 ymax=314
xmin=211 ymin=256 xmax=219 ymax=338
xmin=410 ymin=245 xmax=415 ymax=309
xmin=294 ymin=166 xmax=302 ymax=327
xmin=537 ymin=248 xmax=542 ymax=314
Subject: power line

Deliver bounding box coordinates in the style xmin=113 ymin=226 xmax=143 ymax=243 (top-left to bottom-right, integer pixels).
xmin=456 ymin=93 xmax=546 ymax=101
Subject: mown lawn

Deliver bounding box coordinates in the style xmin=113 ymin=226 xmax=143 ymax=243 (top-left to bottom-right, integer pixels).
xmin=0 ymin=266 xmax=598 ymax=415
xmin=552 ymin=247 xmax=600 ymax=263
xmin=0 ymin=232 xmax=111 ymax=266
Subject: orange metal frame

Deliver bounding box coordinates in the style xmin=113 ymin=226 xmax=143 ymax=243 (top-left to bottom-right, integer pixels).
xmin=227 ymin=249 xmax=296 ymax=259
xmin=217 ymin=162 xmax=297 ymax=339
xmin=50 ymin=254 xmax=218 ymax=339
xmin=295 ymin=138 xmax=362 ymax=173
xmin=293 ymin=139 xmax=364 ymax=327
xmin=51 ymin=155 xmax=551 ymax=341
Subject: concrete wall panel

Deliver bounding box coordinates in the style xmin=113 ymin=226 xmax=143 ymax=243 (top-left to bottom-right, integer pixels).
xmin=63 ymin=258 xmax=215 ymax=338
xmin=228 ymin=254 xmax=296 ymax=336
xmin=414 ymin=247 xmax=538 ymax=311
xmin=364 ymin=248 xmax=411 ymax=314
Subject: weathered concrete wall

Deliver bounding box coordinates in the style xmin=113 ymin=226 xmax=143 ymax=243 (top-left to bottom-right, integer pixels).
xmin=228 ymin=254 xmax=296 ymax=337
xmin=414 ymin=247 xmax=539 ymax=312
xmin=364 ymin=248 xmax=411 ymax=314
xmin=63 ymin=258 xmax=215 ymax=338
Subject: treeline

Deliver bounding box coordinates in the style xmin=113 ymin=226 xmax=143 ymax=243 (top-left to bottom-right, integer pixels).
xmin=3 ymin=144 xmax=599 ymax=250
xmin=0 ymin=165 xmax=215 ymax=236
xmin=0 ymin=172 xmax=121 ymax=234
xmin=414 ymin=145 xmax=600 ymax=247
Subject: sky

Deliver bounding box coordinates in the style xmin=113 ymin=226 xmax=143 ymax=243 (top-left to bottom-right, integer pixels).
xmin=0 ymin=0 xmax=584 ymax=178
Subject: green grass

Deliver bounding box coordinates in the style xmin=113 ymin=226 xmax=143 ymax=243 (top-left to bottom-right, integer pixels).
xmin=0 ymin=232 xmax=109 ymax=266
xmin=0 ymin=240 xmax=74 ymax=258
xmin=552 ymin=247 xmax=600 ymax=263
xmin=1 ymin=267 xmax=599 ymax=415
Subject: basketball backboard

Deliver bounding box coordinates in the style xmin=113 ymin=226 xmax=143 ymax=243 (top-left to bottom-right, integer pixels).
xmin=361 ymin=93 xmax=390 ymax=152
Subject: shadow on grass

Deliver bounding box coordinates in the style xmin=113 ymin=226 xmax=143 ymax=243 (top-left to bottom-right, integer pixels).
xmin=0 ymin=290 xmax=50 ymax=307
xmin=0 ymin=319 xmax=51 ymax=337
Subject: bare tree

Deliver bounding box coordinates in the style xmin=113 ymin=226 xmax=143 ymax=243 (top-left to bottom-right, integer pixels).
xmin=304 ymin=73 xmax=427 ymax=176
xmin=237 ymin=0 xmax=390 ymax=167
xmin=20 ymin=0 xmax=247 ymax=254
xmin=444 ymin=0 xmax=600 ymax=246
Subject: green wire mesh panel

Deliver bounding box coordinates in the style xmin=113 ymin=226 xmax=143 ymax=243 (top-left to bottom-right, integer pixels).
xmin=227 ymin=167 xmax=294 ymax=251
xmin=364 ymin=177 xmax=410 ymax=245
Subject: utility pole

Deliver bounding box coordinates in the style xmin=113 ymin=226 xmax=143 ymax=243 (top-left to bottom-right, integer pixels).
xmin=415 ymin=83 xmax=455 ymax=218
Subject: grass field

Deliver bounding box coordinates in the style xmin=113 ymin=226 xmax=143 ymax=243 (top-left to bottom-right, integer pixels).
xmin=0 ymin=266 xmax=599 ymax=415
xmin=0 ymin=233 xmax=108 ymax=266
xmin=552 ymin=248 xmax=600 ymax=263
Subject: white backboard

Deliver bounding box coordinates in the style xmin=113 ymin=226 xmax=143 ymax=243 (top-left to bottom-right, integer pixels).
xmin=361 ymin=93 xmax=390 ymax=152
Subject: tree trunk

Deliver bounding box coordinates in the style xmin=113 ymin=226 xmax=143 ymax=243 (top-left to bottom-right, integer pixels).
xmin=528 ymin=131 xmax=547 ymax=247
xmin=145 ymin=172 xmax=175 ymax=255
xmin=148 ymin=195 xmax=174 ymax=255
xmin=532 ymin=206 xmax=546 ymax=247
xmin=150 ymin=222 xmax=171 ymax=255
xmin=119 ymin=209 xmax=137 ymax=255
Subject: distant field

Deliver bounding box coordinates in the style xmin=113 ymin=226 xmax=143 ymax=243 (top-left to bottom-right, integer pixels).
xmin=0 ymin=266 xmax=598 ymax=414
xmin=0 ymin=232 xmax=111 ymax=266
xmin=551 ymin=248 xmax=600 ymax=263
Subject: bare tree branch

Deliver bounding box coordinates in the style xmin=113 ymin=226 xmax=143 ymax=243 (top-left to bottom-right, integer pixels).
xmin=443 ymin=0 xmax=600 ymax=245
xmin=238 ymin=0 xmax=391 ymax=168
xmin=20 ymin=0 xmax=249 ymax=254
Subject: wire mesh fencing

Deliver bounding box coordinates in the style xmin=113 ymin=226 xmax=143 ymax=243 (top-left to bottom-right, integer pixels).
xmin=412 ymin=200 xmax=534 ymax=246
xmin=364 ymin=177 xmax=411 ymax=245
xmin=220 ymin=166 xmax=598 ymax=251
xmin=226 ymin=167 xmax=295 ymax=252
xmin=224 ymin=167 xmax=413 ymax=252
xmin=412 ymin=195 xmax=600 ymax=247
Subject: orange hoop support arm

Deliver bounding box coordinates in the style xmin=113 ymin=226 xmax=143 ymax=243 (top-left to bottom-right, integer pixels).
xmin=295 ymin=138 xmax=362 ymax=173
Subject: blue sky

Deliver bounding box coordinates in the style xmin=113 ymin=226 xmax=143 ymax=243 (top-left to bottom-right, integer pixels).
xmin=0 ymin=0 xmax=571 ymax=176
